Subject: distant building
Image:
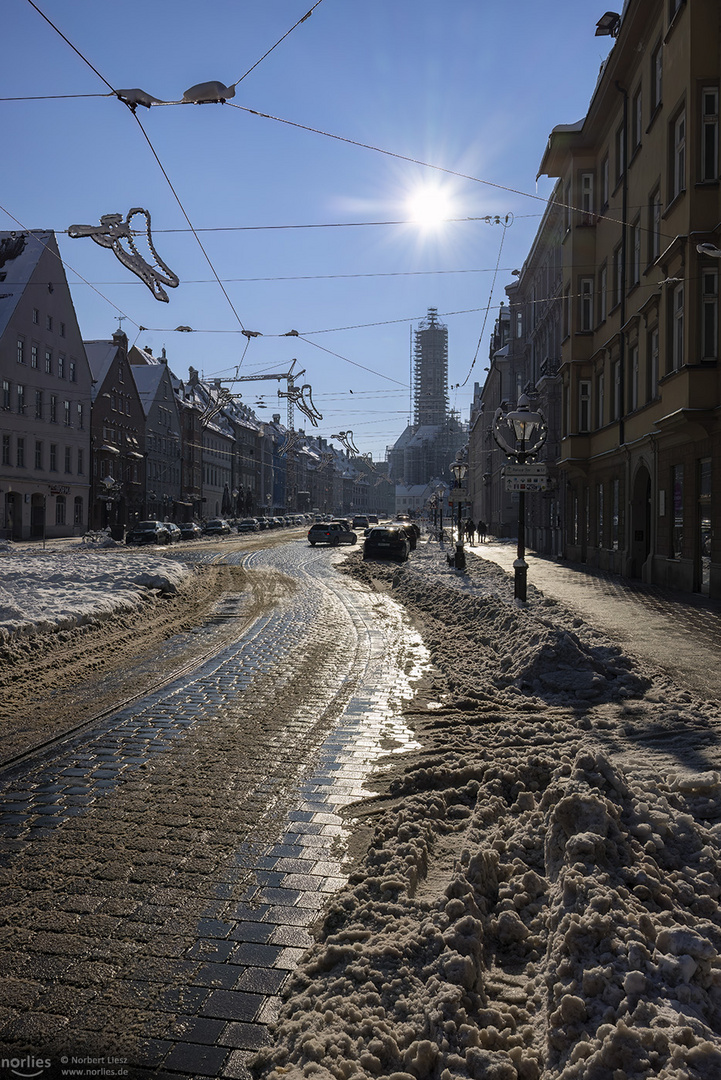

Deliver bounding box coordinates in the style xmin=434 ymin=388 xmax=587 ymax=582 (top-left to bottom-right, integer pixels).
xmin=0 ymin=231 xmax=93 ymax=539
xmin=388 ymin=308 xmax=466 ymax=501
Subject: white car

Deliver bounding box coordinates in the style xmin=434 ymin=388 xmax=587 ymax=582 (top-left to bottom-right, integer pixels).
xmin=307 ymin=521 xmax=357 ymax=546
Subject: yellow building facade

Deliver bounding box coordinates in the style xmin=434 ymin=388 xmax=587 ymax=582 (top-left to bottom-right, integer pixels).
xmin=539 ymin=0 xmax=720 ymax=596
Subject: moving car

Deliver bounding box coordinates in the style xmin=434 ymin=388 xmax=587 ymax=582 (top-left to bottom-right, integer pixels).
xmin=392 ymin=521 xmax=419 ymax=550
xmin=126 ymin=520 xmax=170 ymax=545
xmin=352 ymin=515 xmax=370 ymax=529
xmin=203 ymin=518 xmax=232 ymax=535
xmin=237 ymin=518 xmax=259 ymax=533
xmin=178 ymin=521 xmax=203 ymax=540
xmin=307 ymin=521 xmax=357 ymax=546
xmin=363 ymin=525 xmax=410 ymax=563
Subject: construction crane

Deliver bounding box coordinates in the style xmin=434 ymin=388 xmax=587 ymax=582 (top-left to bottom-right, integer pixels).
xmin=223 ymin=359 xmax=321 ymax=430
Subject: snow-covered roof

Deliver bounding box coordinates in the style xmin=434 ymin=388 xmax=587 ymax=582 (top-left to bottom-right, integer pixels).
xmin=0 ymin=230 xmax=53 ymax=340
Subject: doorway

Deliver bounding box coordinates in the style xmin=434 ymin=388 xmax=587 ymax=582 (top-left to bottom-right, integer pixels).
xmin=630 ymin=465 xmax=651 ymax=577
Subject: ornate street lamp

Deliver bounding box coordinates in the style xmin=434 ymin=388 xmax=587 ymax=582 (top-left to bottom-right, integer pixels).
xmin=449 ymin=452 xmax=468 ymax=569
xmin=493 ymin=394 xmax=547 ymax=602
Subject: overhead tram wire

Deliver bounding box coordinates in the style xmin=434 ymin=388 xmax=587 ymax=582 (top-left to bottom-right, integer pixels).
xmin=23 ymin=0 xmax=249 ymax=337
xmin=0 ymin=201 xmax=140 ymax=330
xmin=458 ymin=217 xmax=509 ymax=389
xmin=232 ymin=0 xmax=326 ymax=88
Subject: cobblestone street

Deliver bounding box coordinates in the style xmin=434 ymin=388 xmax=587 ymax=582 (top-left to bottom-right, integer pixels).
xmin=0 ymin=541 xmax=426 ymax=1079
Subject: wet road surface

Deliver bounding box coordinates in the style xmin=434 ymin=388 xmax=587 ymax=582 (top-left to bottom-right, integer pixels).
xmin=0 ymin=540 xmax=427 ymax=1078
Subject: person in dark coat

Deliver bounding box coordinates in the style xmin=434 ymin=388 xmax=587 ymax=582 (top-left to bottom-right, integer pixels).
xmin=477 ymin=520 xmax=487 ymax=542
xmin=465 ymin=519 xmax=475 ymax=544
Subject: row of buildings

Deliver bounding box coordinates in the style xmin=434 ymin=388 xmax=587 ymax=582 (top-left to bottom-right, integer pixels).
xmin=0 ymin=232 xmax=392 ymax=540
xmin=467 ymin=0 xmax=721 ymax=599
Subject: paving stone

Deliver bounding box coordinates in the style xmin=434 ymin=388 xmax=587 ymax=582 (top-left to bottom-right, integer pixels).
xmin=201 ymin=990 xmax=264 ymax=1022
xmin=164 ymin=1040 xmax=230 ymax=1074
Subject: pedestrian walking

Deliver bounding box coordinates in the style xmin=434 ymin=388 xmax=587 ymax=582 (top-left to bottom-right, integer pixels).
xmin=477 ymin=520 xmax=487 ymax=543
xmin=465 ymin=519 xmax=475 ymax=544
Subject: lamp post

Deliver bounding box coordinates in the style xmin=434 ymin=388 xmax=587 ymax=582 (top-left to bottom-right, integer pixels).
xmin=450 ymin=453 xmax=468 ymax=569
xmin=492 ymin=394 xmax=547 ymax=602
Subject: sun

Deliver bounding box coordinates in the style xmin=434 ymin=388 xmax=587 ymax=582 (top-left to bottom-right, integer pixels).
xmin=406 ymin=184 xmax=455 ymax=229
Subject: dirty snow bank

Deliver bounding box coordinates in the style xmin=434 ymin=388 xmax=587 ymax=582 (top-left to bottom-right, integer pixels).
xmin=252 ymin=546 xmax=721 ymax=1080
xmin=0 ymin=548 xmax=191 ymax=643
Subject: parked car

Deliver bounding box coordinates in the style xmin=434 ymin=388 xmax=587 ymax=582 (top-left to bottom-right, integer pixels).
xmin=307 ymin=521 xmax=357 ymax=546
xmin=178 ymin=521 xmax=203 ymax=540
xmin=203 ymin=518 xmax=232 ymax=535
xmin=363 ymin=525 xmax=411 ymax=563
xmin=237 ymin=518 xmax=259 ymax=533
xmin=165 ymin=522 xmax=182 ymax=543
xmin=352 ymin=515 xmax=369 ymax=529
xmin=126 ymin=520 xmax=170 ymax=545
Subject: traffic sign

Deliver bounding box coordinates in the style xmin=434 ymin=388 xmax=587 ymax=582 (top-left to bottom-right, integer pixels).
xmin=503 ymin=464 xmax=549 ymax=492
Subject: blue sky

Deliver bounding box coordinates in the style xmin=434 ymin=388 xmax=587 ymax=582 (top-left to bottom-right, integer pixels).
xmin=3 ymin=1 xmax=614 ymax=458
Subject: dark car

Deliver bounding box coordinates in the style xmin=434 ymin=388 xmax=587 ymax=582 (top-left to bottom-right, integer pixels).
xmin=363 ymin=525 xmax=410 ymax=563
xmin=126 ymin=520 xmax=170 ymax=545
xmin=203 ymin=518 xmax=232 ymax=535
xmin=237 ymin=518 xmax=259 ymax=533
xmin=392 ymin=521 xmax=419 ymax=550
xmin=307 ymin=521 xmax=357 ymax=546
xmin=178 ymin=521 xmax=203 ymax=540
xmin=165 ymin=523 xmax=182 ymax=543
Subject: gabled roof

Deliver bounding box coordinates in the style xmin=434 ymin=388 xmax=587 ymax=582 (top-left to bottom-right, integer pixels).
xmin=84 ymin=340 xmax=120 ymax=401
xmin=0 ymin=230 xmax=54 ymax=340
xmin=130 ymin=363 xmax=168 ymax=416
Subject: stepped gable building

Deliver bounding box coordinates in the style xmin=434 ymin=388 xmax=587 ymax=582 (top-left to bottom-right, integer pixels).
xmin=388 ymin=308 xmax=466 ymax=502
xmin=537 ymin=0 xmax=721 ymax=597
xmin=85 ymin=330 xmax=146 ymax=533
xmin=0 ymin=230 xmax=93 ymax=539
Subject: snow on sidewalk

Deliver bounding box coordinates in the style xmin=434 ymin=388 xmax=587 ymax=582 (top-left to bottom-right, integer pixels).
xmin=252 ymin=545 xmax=721 ymax=1080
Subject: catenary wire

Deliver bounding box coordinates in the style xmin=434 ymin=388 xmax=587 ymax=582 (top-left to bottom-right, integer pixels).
xmin=232 ymin=1 xmax=325 ymax=87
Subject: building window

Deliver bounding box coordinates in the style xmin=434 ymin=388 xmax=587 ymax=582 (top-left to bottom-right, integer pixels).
xmin=651 ymin=40 xmax=663 ymax=113
xmin=612 ymin=360 xmax=621 ymax=420
xmin=632 ymin=85 xmax=643 ymax=151
xmin=16 ymin=437 xmax=24 ymax=468
xmin=58 ymin=355 xmax=65 ymax=379
xmin=77 ymin=448 xmax=84 ymax=475
xmin=672 ymin=282 xmax=684 ymax=370
xmin=31 ymin=345 xmax=38 ymax=369
xmin=629 ymin=344 xmax=639 ymax=411
xmin=74 ymin=496 xmax=83 ymax=526
xmin=599 ymin=263 xmax=608 ymax=323
xmin=649 ymin=187 xmax=662 ymax=263
xmin=77 ymin=402 xmax=84 ymax=429
xmin=671 ymin=109 xmax=686 ymax=201
xmin=580 ymin=277 xmax=594 ymax=331
xmin=50 ymin=395 xmax=57 ymax=423
xmin=55 ymin=495 xmax=66 ymax=526
xmin=563 ymin=286 xmax=571 ymax=338
xmin=45 ymin=350 xmax=52 ymax=375
xmin=17 ymin=338 xmax=25 ymax=364
xmin=516 ymin=311 xmax=523 ymax=338
xmin=564 ymin=180 xmax=572 ymax=232
xmin=64 ymin=446 xmax=72 ymax=473
xmin=631 ymin=218 xmax=641 ymax=285
xmin=672 ymin=463 xmax=683 ymax=558
xmin=2 ymin=435 xmax=10 ymax=466
xmin=49 ymin=444 xmax=57 ymax=471
xmin=46 ymin=315 xmax=52 ymax=331
xmin=2 ymin=379 xmax=10 ymax=410
xmin=63 ymin=400 xmax=71 ymax=426
xmin=647 ymin=326 xmax=659 ymax=400
xmin=579 ymin=380 xmax=591 ymax=432
xmin=601 ymin=155 xmax=609 ymax=208
xmin=32 ymin=308 xmax=39 ymax=324
xmin=35 ymin=389 xmax=43 ymax=419
xmin=701 ymin=86 xmax=719 ymax=182
xmin=16 ymin=385 xmax=25 ymax=414
xmin=702 ymin=268 xmax=718 ymax=359
xmin=69 ymin=360 xmax=76 ymax=383
xmin=35 ymin=440 xmax=43 ymax=470
xmin=613 ymin=245 xmax=623 ymax=307
xmin=580 ymin=172 xmax=594 ymax=223
xmin=615 ymin=123 xmax=626 ymax=184
xmin=597 ymin=371 xmax=605 ymax=427
xmin=60 ymin=322 xmax=66 ymax=338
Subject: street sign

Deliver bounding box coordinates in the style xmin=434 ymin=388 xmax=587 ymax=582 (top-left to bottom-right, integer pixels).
xmin=503 ymin=464 xmax=549 ymax=492
xmin=448 ymin=489 xmax=467 ymax=503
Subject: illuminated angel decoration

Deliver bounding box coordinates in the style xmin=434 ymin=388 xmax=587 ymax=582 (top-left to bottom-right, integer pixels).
xmin=279 ymin=382 xmax=322 ymax=426
xmin=68 ymin=208 xmax=179 ymax=302
xmin=279 ymin=431 xmax=303 ymax=457
xmin=317 ymin=452 xmax=334 ymax=473
xmin=331 ymin=430 xmax=359 ymax=455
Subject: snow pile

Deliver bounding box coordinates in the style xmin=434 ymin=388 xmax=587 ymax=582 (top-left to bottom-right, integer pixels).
xmin=252 ymin=545 xmax=721 ymax=1080
xmin=0 ymin=549 xmax=190 ymax=644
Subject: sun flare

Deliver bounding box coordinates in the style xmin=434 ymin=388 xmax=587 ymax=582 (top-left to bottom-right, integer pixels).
xmin=406 ymin=185 xmax=455 ymax=228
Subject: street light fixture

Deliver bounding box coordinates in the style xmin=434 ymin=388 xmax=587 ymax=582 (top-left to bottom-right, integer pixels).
xmin=449 ymin=452 xmax=468 ymax=569
xmin=492 ymin=394 xmax=547 ymax=602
